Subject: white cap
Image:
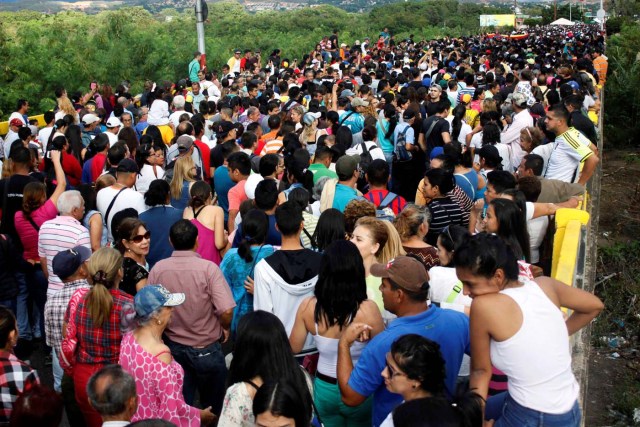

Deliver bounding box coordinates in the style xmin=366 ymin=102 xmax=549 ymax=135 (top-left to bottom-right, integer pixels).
xmin=106 ymin=117 xmax=123 ymax=128
xmin=82 ymin=114 xmax=100 ymax=125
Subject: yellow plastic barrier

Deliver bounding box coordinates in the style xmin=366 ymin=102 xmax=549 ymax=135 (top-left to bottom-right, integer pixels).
xmin=0 ymin=114 xmax=46 ymax=136
xmin=551 ymin=208 xmax=590 ymax=285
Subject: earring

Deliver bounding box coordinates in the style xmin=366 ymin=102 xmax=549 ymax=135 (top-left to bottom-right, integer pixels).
xmin=156 ymin=320 xmax=161 ymax=325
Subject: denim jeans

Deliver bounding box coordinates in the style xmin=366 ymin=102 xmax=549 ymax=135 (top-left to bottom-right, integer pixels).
xmin=0 ymin=299 xmax=16 ymax=316
xmin=488 ymin=392 xmax=581 ymax=427
xmin=26 ymin=267 xmax=47 ymax=340
xmin=52 ymin=349 xmax=63 ymax=392
xmin=15 ymin=271 xmax=32 ymax=340
xmin=165 ymin=337 xmax=227 ymax=414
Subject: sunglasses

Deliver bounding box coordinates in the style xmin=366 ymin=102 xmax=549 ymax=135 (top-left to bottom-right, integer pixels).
xmin=130 ymin=231 xmax=151 ymax=243
xmin=385 ymin=355 xmax=407 ymax=378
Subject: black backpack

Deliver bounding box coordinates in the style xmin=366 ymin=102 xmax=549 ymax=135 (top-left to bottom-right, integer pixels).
xmin=358 ymin=142 xmax=374 ymax=173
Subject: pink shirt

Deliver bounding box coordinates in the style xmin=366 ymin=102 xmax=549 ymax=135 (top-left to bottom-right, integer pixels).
xmin=148 ymin=251 xmax=235 ymax=347
xmin=227 ymin=180 xmax=247 ymax=212
xmin=15 ymin=200 xmax=58 ymax=261
xmin=119 ymin=332 xmax=200 ymax=427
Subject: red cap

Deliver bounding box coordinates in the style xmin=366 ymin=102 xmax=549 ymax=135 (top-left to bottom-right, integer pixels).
xmin=9 ymin=118 xmax=23 ymax=127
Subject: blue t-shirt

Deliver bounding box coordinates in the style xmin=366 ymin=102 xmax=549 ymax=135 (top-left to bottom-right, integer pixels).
xmin=232 ymin=214 xmax=281 ymax=248
xmin=348 ymin=305 xmax=470 ymax=426
xmin=140 ymin=205 xmax=184 ymax=269
xmin=170 ymin=181 xmax=191 ymax=211
xmin=81 ymin=159 xmax=93 ymax=184
xmin=332 ymin=183 xmax=358 ymax=213
xmin=214 ymin=166 xmax=235 ymax=222
xmin=340 ymin=111 xmax=365 ymax=134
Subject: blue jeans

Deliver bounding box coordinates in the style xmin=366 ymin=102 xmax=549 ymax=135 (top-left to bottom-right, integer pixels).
xmin=52 ymin=349 xmax=63 ymax=392
xmin=26 ymin=267 xmax=47 ymax=339
xmin=488 ymin=392 xmax=581 ymax=427
xmin=15 ymin=271 xmax=32 ymax=340
xmin=165 ymin=337 xmax=227 ymax=415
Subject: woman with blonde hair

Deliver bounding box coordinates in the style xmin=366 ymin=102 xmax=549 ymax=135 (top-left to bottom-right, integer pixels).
xmin=170 ymin=155 xmax=197 ymax=211
xmin=350 ymin=217 xmax=404 ymax=321
xmin=56 ymin=96 xmax=79 ymax=123
xmin=61 ymin=247 xmax=133 ymax=427
xmin=299 ymin=112 xmax=328 ymax=156
xmin=393 ymin=204 xmax=439 ymax=271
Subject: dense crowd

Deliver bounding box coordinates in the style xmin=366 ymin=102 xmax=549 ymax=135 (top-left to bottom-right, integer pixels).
xmin=0 ymin=22 xmax=606 ymax=427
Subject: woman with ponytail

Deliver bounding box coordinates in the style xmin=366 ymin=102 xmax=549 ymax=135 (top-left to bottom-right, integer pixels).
xmin=182 ymin=180 xmax=227 ymax=265
xmin=61 ymin=247 xmax=133 ymax=427
xmin=277 ymin=157 xmax=315 ymax=205
xmin=220 ymin=209 xmax=275 ymax=338
xmin=377 ymin=104 xmax=399 ymax=163
xmin=81 ymin=133 xmax=110 ymax=184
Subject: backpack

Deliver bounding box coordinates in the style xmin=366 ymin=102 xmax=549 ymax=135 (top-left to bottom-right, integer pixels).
xmin=375 ymin=192 xmax=398 ymax=222
xmin=358 ymin=142 xmax=374 ymax=174
xmin=394 ymin=124 xmax=412 ymax=162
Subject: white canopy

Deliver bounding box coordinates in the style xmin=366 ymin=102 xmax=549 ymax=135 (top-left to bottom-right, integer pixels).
xmin=550 ymin=18 xmax=576 ymax=26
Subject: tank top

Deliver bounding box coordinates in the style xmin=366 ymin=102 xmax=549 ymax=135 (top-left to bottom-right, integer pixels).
xmin=489 ymin=279 xmax=579 ymax=414
xmin=190 ymin=206 xmax=222 ymax=265
xmin=314 ymin=322 xmax=366 ymax=378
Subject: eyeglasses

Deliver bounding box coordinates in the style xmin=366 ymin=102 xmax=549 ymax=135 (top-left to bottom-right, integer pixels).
xmin=385 ymin=354 xmax=407 ymax=378
xmin=130 ymin=231 xmax=151 ymax=243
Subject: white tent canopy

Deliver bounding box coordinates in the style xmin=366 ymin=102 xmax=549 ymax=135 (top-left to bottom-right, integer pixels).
xmin=551 ymin=18 xmax=576 ymax=26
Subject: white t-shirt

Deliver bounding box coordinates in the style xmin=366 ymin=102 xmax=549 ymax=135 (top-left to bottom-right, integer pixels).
xmin=495 ymin=143 xmax=512 ymax=172
xmin=96 ymin=185 xmax=147 ymax=242
xmin=37 ymin=127 xmax=54 ymax=152
xmin=345 ymin=140 xmax=386 ymax=161
xmin=544 ymin=128 xmax=593 ymax=183
xmin=105 ymin=131 xmax=119 ymax=147
xmin=8 ymin=112 xmax=26 ymax=126
xmin=470 ymin=132 xmax=483 ymax=164
xmin=446 ymin=116 xmax=472 ymax=146
xmin=169 ymin=110 xmax=193 ymax=129
xmin=136 ymin=164 xmax=165 ymax=195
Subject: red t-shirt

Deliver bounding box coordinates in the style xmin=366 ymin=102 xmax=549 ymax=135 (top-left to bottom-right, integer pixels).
xmin=194 ymin=140 xmax=211 ymax=180
xmin=363 ymin=189 xmax=407 ymax=215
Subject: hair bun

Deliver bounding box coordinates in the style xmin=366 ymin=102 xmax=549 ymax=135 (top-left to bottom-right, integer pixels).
xmin=93 ymin=270 xmax=108 ymax=284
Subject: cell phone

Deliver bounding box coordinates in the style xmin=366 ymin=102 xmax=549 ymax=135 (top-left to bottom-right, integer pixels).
xmin=90 ymin=82 xmax=97 ymax=90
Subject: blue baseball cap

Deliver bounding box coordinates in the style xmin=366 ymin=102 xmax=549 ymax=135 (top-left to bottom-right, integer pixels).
xmin=134 ymin=285 xmax=185 ymax=318
xmin=430 ymin=146 xmax=445 ymax=160
xmin=52 ymin=246 xmax=92 ymax=280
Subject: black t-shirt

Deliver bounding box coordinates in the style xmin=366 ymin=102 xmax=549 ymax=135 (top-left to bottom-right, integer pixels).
xmin=569 ymin=111 xmax=598 ymax=144
xmin=120 ymin=257 xmax=149 ymax=297
xmin=407 ymin=81 xmax=424 ymax=91
xmin=329 ymin=35 xmax=338 ymax=50
xmin=0 ymin=174 xmax=39 ymax=246
xmin=421 ymin=116 xmax=450 ymax=157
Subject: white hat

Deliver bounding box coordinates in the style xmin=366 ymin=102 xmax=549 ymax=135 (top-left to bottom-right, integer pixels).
xmin=106 ymin=117 xmax=122 ymax=128
xmin=82 ymin=114 xmax=100 ymax=125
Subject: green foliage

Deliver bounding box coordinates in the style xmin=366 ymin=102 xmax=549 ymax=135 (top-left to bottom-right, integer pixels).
xmin=540 ymin=4 xmax=586 ymax=24
xmin=0 ymin=0 xmax=508 ymax=119
xmin=603 ymin=22 xmax=640 ymax=147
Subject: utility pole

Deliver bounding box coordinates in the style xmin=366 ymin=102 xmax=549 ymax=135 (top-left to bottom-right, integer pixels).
xmin=554 ymin=0 xmax=557 ymax=20
xmin=195 ymin=0 xmax=206 ymax=70
xmin=570 ymin=0 xmax=572 ymax=21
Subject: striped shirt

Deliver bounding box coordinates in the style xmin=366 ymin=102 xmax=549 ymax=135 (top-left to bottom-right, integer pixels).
xmin=260 ymin=137 xmax=283 ymax=155
xmin=544 ymin=127 xmax=593 ymax=183
xmin=38 ymin=216 xmax=91 ymax=296
xmin=425 ymin=196 xmax=465 ymax=246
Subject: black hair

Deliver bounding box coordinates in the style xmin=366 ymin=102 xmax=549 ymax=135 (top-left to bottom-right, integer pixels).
xmin=259 ymin=154 xmax=279 ymax=177
xmin=275 ymin=201 xmax=303 ymax=237
xmin=453 ymin=232 xmax=519 ymax=281
xmin=169 ymin=219 xmax=198 ymax=250
xmin=383 ymin=104 xmax=399 ymax=140
xmin=311 ymin=208 xmax=345 ymax=252
xmin=487 ymin=170 xmax=516 ymax=194
xmin=65 ymin=124 xmax=84 ymax=164
xmin=314 ymin=146 xmax=333 ymax=162
xmin=77 ymin=183 xmax=98 ymax=221
xmin=364 ymin=159 xmax=388 ymax=188
xmin=240 ymin=132 xmax=257 ymax=150
xmin=547 ymin=104 xmax=570 ymax=123
xmin=517 ymin=176 xmax=542 ymax=203
xmin=390 ymin=334 xmax=446 ymax=395
xmin=437 ymin=225 xmax=470 ymax=267
xmin=84 ymin=133 xmax=110 ymax=162
xmin=287 ymin=187 xmax=310 ymax=212
xmin=285 ymin=158 xmax=314 ymax=199
xmin=523 ymin=153 xmax=544 ymax=176
xmin=481 ymin=122 xmax=501 ymax=146
xmin=9 ymin=145 xmax=31 ymax=165
xmin=44 ymin=111 xmax=55 ymax=124
xmin=253 ymin=379 xmax=312 ymax=427
xmin=237 ymin=209 xmax=270 ymax=263
xmin=144 ymin=179 xmax=171 ymax=207
xmin=489 ymin=198 xmax=531 ymax=262
xmin=314 ymin=239 xmax=367 ymax=329
xmin=107 ymin=144 xmax=127 ymax=168
xmin=227 ymin=152 xmax=252 ymax=176
xmin=424 ymin=168 xmax=455 ymax=195
xmin=230 ymin=311 xmax=311 ymax=408
xmin=451 ymin=104 xmax=466 ymax=142
xmin=392 ymin=393 xmax=484 ymax=427
xmin=254 ymin=179 xmax=279 ymax=210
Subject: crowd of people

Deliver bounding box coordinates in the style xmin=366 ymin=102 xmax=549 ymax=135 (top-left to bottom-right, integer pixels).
xmin=0 ymin=21 xmax=606 ymax=427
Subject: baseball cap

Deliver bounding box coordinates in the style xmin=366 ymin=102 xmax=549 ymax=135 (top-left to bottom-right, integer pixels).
xmin=370 ymin=256 xmax=429 ymax=293
xmin=106 ymin=117 xmax=123 ymax=128
xmin=234 ymin=49 xmax=242 ymax=54
xmin=335 ymin=154 xmax=360 ymax=179
xmin=216 ymin=121 xmax=235 ymax=138
xmin=350 ymin=97 xmax=369 ymax=107
xmin=117 ymin=158 xmax=139 ymax=174
xmin=52 ymin=246 xmax=92 ymax=281
xmin=478 ymin=145 xmax=502 ymax=163
xmin=340 ymin=89 xmax=355 ymax=98
xmin=134 ymin=284 xmax=185 ymax=318
xmin=460 ymin=94 xmax=472 ymax=104
xmin=176 ymin=135 xmax=194 ymax=152
xmin=429 ymin=146 xmax=444 ymax=160
xmin=82 ymin=114 xmax=100 ymax=125
xmin=403 ymin=110 xmax=417 ymax=120
xmin=9 ymin=118 xmax=23 ymax=127
xmin=567 ymin=80 xmax=580 ymax=91
xmin=303 ymin=112 xmax=321 ymax=126
xmin=511 ymin=92 xmax=528 ymax=108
